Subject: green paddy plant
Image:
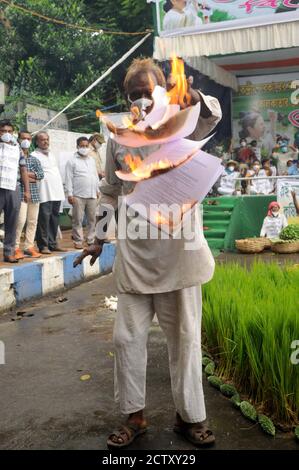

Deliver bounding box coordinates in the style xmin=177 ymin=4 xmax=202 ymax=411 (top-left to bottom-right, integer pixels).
xmin=202 ymin=261 xmax=299 ymax=426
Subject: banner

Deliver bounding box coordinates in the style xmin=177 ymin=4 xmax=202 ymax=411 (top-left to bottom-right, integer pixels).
xmin=277 ymin=179 xmax=299 ymax=223
xmin=232 ymin=73 xmax=299 ymax=162
xmin=152 ymin=0 xmax=299 ymax=35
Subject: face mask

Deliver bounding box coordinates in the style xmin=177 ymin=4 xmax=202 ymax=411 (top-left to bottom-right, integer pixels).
xmin=281 ymin=146 xmax=287 ymax=153
xmin=228 ymin=166 xmax=235 ymax=172
xmin=1 ymin=132 xmax=13 ymax=143
xmin=241 ymin=141 xmax=246 ymax=147
xmin=21 ymin=139 xmax=31 ymax=149
xmin=94 ymin=141 xmax=101 ymax=150
xmin=129 ymin=97 xmax=153 ymax=122
xmin=78 ymin=147 xmax=89 ymax=156
xmin=271 ymin=211 xmax=279 ymax=217
xmin=253 ymin=165 xmax=259 ymax=171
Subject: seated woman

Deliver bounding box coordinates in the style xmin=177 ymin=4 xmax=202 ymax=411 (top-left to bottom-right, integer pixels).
xmin=260 ymin=202 xmax=288 ymax=238
xmin=218 ymin=160 xmax=240 ymax=196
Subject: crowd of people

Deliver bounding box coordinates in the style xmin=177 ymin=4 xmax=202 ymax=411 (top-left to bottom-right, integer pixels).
xmin=0 ymin=119 xmax=105 ymax=263
xmin=215 ymin=135 xmax=299 ymax=197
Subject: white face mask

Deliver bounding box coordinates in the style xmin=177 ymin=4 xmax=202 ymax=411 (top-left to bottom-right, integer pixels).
xmin=21 ymin=139 xmax=31 ymax=149
xmin=241 ymin=141 xmax=246 ymax=147
xmin=1 ymin=132 xmax=13 ymax=143
xmin=78 ymin=147 xmax=89 ymax=156
xmin=253 ymin=165 xmax=259 ymax=171
xmin=129 ymin=97 xmax=153 ymax=122
xmin=228 ymin=166 xmax=235 ymax=172
xmin=94 ymin=141 xmax=101 ymax=150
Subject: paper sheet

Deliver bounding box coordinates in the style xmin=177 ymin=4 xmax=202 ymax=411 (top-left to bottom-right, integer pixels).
xmin=125 ymin=150 xmax=223 ymax=230
xmin=115 ymin=135 xmax=213 ymax=182
xmin=110 ymin=102 xmax=201 ymax=148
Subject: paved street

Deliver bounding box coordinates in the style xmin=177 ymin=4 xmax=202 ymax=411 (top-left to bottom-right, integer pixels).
xmin=0 ymin=273 xmax=297 ymax=450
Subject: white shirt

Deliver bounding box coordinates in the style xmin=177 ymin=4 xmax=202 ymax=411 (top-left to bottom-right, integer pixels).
xmin=32 ymin=149 xmax=65 ymax=203
xmin=163 ymin=8 xmax=202 ymax=31
xmin=250 ymin=170 xmax=272 ymax=195
xmin=65 ymin=152 xmax=99 ymax=199
xmin=219 ymin=170 xmax=239 ymax=193
xmin=260 ymin=214 xmax=288 ymax=238
xmin=0 ymin=143 xmax=22 ymax=191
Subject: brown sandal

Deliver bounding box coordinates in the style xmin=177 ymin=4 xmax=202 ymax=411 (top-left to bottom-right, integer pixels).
xmin=173 ymin=422 xmax=215 ymax=447
xmin=107 ymin=423 xmax=147 ymax=448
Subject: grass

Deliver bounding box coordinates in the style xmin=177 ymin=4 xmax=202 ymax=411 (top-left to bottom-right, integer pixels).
xmin=202 ymin=261 xmax=299 ymax=426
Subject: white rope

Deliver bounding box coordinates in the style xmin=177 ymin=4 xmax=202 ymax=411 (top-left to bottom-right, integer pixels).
xmin=33 ymin=33 xmax=151 ymax=135
xmin=235 ymin=175 xmax=299 ymax=181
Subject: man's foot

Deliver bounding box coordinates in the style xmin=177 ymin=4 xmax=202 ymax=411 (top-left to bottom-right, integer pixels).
xmin=40 ymin=247 xmax=52 ymax=254
xmin=107 ymin=420 xmax=147 ymax=449
xmin=3 ymin=255 xmax=19 ymax=263
xmin=15 ymin=248 xmax=25 ymax=260
xmin=24 ymin=246 xmax=41 ymax=258
xmin=50 ymin=246 xmax=65 ymax=252
xmin=173 ymin=413 xmax=215 ymax=447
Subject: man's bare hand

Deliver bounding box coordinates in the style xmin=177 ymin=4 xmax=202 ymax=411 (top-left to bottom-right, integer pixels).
xmin=73 ymin=244 xmax=103 ymax=268
xmin=24 ymin=191 xmax=31 ymax=203
xmin=68 ymin=196 xmax=75 ymax=205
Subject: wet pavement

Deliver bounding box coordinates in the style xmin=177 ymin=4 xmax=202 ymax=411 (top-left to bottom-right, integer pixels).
xmin=0 ymin=273 xmax=297 ymax=450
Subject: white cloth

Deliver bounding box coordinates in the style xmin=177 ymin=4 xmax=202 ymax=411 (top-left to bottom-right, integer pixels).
xmin=260 ymin=214 xmax=288 ymax=238
xmin=65 ymin=153 xmax=99 ymax=198
xmin=114 ymin=285 xmax=206 ymax=422
xmin=32 ymin=150 xmax=65 ymax=203
xmin=218 ymin=171 xmax=239 ymax=195
xmin=0 ymin=143 xmax=20 ymax=190
xmin=249 ymin=170 xmax=272 ymax=195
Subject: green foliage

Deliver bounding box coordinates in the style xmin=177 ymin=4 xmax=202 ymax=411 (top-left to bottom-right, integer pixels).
xmin=220 ymin=383 xmax=238 ymax=398
xmin=240 ymin=401 xmax=257 ymax=422
xmin=202 ymin=356 xmax=213 ymax=367
xmin=295 ymin=425 xmax=299 ymax=441
xmin=202 ymin=262 xmax=299 ymax=426
xmin=0 ymin=0 xmax=153 ymax=132
xmin=207 ymin=375 xmax=223 ymax=390
xmin=279 ymin=224 xmax=299 ymax=241
xmin=258 ymin=415 xmax=276 ymax=437
xmin=231 ymin=394 xmax=241 ymax=409
xmin=205 ymin=361 xmax=215 ymax=376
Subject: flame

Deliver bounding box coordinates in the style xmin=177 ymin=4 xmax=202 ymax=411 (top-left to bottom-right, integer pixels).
xmin=167 ymin=56 xmax=191 ymax=108
xmin=96 ymin=109 xmax=103 ymax=118
xmin=124 ymin=154 xmax=175 ymax=179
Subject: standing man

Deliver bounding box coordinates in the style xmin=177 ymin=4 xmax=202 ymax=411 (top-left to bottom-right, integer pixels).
xmin=75 ymin=58 xmax=222 ymax=448
xmin=65 ymin=136 xmax=99 ymax=249
xmin=15 ymin=130 xmax=44 ymax=259
xmin=32 ymin=132 xmax=65 ymax=254
xmin=88 ymin=133 xmax=105 ymax=180
xmin=0 ymin=120 xmax=30 ymax=263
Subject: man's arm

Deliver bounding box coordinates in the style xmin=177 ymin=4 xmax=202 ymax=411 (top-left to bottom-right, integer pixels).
xmin=19 ymin=156 xmax=30 ymax=202
xmin=291 ymin=191 xmax=299 ymax=215
xmin=189 ymin=90 xmax=222 ymax=142
xmin=65 ymin=160 xmax=75 ymax=205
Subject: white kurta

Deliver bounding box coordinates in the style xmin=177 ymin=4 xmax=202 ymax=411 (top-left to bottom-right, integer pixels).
xmin=260 ymin=214 xmax=288 ymax=238
xmin=249 ymin=170 xmax=272 ymax=195
xmin=163 ymin=7 xmax=202 ymax=31
xmin=218 ymin=170 xmax=239 ymax=195
xmin=32 ymin=150 xmax=65 ymax=203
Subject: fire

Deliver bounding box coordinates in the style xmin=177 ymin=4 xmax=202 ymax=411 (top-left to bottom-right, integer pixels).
xmin=124 ymin=154 xmax=143 ymax=172
xmin=124 ymin=154 xmax=175 ymax=179
xmin=167 ymin=55 xmax=191 ymax=108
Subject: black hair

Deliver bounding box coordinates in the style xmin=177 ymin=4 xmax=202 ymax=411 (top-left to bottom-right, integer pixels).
xmin=0 ymin=119 xmax=14 ymax=130
xmin=250 ymin=140 xmax=257 ymax=146
xmin=18 ymin=129 xmax=30 ymax=137
xmin=238 ymin=112 xmax=261 ymax=139
xmin=77 ymin=136 xmax=89 ymax=146
xmin=163 ymin=0 xmax=174 ymax=13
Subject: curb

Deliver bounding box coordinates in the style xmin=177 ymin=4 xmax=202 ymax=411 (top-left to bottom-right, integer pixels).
xmin=0 ymin=243 xmax=116 ymax=313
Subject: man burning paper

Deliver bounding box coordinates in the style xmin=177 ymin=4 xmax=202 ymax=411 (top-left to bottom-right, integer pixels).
xmin=74 ymin=57 xmax=222 ymax=448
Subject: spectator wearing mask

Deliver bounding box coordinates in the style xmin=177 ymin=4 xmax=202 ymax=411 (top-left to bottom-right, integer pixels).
xmin=260 ymin=202 xmax=287 ymax=238
xmin=0 ymin=120 xmax=30 ymax=262
xmin=89 ymin=133 xmax=105 ymax=179
xmin=260 ymin=158 xmax=275 ymax=194
xmin=65 ymin=137 xmax=99 ymax=249
xmin=246 ymin=160 xmax=271 ymax=195
xmin=32 ymin=132 xmax=65 ymax=254
xmin=273 ymin=136 xmax=297 ymax=175
xmin=288 ymin=160 xmax=299 ymax=176
xmin=218 ymin=160 xmax=240 ymax=195
xmin=236 ymin=138 xmax=255 ymax=165
xmin=250 ymin=140 xmax=261 ymax=161
xmin=15 ymin=131 xmax=44 ymax=259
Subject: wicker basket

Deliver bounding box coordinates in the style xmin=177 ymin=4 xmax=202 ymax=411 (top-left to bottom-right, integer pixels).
xmin=271 ymin=241 xmax=299 ymax=254
xmin=235 ymin=238 xmax=266 ymax=253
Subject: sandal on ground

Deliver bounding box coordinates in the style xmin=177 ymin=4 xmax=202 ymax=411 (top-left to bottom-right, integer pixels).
xmin=173 ymin=422 xmax=215 ymax=447
xmin=107 ymin=423 xmax=147 ymax=448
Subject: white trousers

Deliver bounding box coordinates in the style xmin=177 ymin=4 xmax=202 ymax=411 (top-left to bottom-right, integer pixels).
xmin=113 ymin=285 xmax=206 ymax=423
xmin=15 ymin=201 xmax=40 ymax=249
